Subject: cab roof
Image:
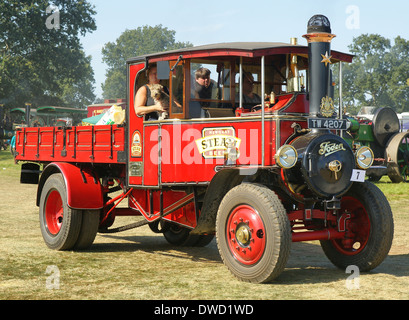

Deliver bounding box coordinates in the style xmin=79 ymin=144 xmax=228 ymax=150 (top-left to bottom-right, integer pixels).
xmin=126 ymin=41 xmax=354 ymax=64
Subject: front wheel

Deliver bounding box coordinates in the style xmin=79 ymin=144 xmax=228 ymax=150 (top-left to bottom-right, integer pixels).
xmin=320 ymin=181 xmax=394 ymax=272
xmin=216 ymin=183 xmax=291 ymax=283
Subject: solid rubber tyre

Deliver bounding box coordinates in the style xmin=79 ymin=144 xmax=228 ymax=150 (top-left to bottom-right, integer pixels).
xmin=216 ymin=183 xmax=291 ymax=283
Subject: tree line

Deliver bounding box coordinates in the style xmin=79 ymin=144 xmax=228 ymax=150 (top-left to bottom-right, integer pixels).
xmin=0 ymin=0 xmax=96 ymax=109
xmin=1 ymin=2 xmax=408 ymax=115
xmin=335 ymin=34 xmax=409 ymax=115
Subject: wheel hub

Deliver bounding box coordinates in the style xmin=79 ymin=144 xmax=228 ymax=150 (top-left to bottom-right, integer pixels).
xmin=45 ymin=190 xmax=64 ymax=236
xmin=227 ymin=205 xmax=266 ymax=265
xmin=236 ymin=225 xmax=251 ymax=246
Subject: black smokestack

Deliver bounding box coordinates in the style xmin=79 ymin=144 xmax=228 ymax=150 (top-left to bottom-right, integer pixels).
xmin=25 ymin=103 xmax=31 ymax=126
xmin=303 ymin=15 xmax=336 ymax=118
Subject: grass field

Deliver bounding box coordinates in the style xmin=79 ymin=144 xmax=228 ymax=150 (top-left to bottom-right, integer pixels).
xmin=0 ymin=150 xmax=408 ymax=300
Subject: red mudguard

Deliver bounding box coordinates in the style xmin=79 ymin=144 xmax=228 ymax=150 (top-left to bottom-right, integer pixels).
xmin=38 ymin=162 xmax=103 ymax=210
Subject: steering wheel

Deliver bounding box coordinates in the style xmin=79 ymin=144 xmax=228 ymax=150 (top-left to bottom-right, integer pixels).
xmin=251 ymin=102 xmax=271 ymax=112
xmin=251 ymin=105 xmax=262 ymax=112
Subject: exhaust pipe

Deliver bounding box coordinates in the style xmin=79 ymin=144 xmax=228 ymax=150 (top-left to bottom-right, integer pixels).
xmin=303 ymin=15 xmax=336 ymax=120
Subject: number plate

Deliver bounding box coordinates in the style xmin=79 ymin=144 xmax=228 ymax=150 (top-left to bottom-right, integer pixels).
xmin=308 ymin=118 xmax=348 ymax=130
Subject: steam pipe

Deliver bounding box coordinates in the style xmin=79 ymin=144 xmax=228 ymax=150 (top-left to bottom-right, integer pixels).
xmin=290 ymin=38 xmax=299 ymax=91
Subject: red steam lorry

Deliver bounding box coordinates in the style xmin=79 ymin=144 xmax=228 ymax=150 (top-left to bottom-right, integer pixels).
xmin=15 ymin=15 xmax=394 ymax=283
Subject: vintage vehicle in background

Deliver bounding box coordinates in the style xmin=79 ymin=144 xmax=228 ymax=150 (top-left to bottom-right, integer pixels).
xmin=345 ymin=106 xmax=409 ymax=182
xmin=7 ymin=104 xmax=87 ymax=127
xmin=35 ymin=106 xmax=87 ymax=127
xmin=14 ymin=15 xmax=394 ymax=283
xmin=1 ymin=104 xmax=87 ymax=153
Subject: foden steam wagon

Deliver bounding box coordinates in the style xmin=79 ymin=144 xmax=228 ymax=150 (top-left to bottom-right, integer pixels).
xmin=15 ymin=15 xmax=394 ymax=283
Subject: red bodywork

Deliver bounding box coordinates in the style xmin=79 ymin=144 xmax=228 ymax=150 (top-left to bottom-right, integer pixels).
xmin=38 ymin=162 xmax=104 ymax=210
xmin=15 ymin=42 xmax=354 ymax=233
xmin=16 ymin=125 xmax=125 ymax=164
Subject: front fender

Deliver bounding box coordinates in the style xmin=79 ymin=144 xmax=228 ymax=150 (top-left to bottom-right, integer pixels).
xmin=190 ymin=168 xmax=245 ymax=235
xmin=37 ymin=163 xmax=103 ymax=210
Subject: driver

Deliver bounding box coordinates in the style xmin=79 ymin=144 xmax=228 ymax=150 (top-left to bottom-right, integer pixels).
xmin=236 ymin=71 xmax=261 ymax=106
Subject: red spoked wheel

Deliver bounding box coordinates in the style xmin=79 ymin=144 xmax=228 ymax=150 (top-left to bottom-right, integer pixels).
xmin=320 ymin=181 xmax=394 ymax=272
xmin=226 ymin=205 xmax=266 ymax=265
xmin=216 ymin=184 xmax=291 ymax=283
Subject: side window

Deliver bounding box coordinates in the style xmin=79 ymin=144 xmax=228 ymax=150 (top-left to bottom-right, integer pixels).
xmin=190 ymin=60 xmax=232 ymax=108
xmin=135 ymin=64 xmax=147 ymax=95
xmin=235 ymin=66 xmax=263 ymax=109
xmin=170 ymin=63 xmax=184 ymax=117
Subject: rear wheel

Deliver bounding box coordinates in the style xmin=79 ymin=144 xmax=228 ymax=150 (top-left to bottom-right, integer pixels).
xmin=39 ymin=173 xmax=82 ymax=250
xmin=216 ymin=183 xmax=291 ymax=283
xmin=74 ymin=210 xmax=99 ymax=249
xmin=320 ymin=181 xmax=394 ymax=271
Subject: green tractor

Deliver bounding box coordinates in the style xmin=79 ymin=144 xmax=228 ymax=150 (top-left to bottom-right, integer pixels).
xmin=344 ymin=107 xmax=409 ymax=182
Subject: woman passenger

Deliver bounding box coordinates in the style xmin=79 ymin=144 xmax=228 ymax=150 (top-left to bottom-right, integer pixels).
xmin=134 ymin=64 xmax=169 ymax=120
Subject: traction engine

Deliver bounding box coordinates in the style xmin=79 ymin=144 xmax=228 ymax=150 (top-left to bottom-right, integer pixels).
xmin=345 ymin=107 xmax=409 ymax=182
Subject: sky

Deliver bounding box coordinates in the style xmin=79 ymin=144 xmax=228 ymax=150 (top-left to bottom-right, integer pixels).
xmin=79 ymin=0 xmax=409 ymax=99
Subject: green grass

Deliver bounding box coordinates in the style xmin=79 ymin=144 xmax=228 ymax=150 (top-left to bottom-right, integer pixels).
xmin=375 ymin=176 xmax=409 ymax=201
xmin=0 ymin=149 xmax=21 ymax=178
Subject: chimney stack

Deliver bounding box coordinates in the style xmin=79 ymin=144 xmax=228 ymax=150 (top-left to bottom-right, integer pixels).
xmin=303 ymin=15 xmax=336 ymax=119
xmin=25 ymin=103 xmax=31 ymax=126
